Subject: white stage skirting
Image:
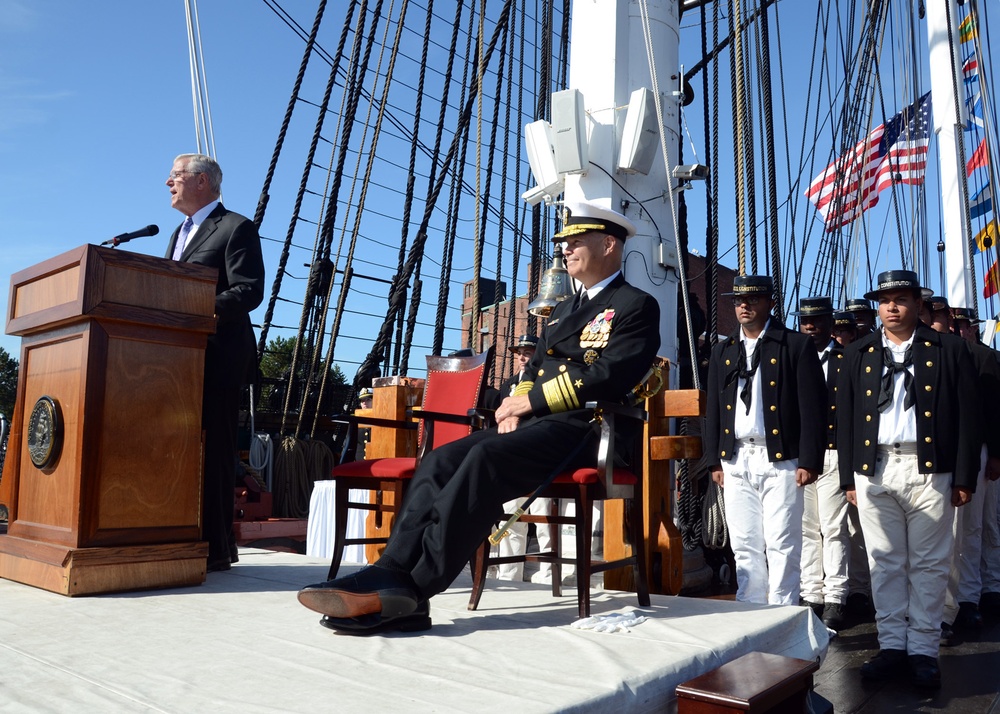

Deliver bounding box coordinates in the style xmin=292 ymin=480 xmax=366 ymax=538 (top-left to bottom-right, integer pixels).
xmin=305 ymin=480 xmax=368 ymax=564
xmin=0 ymin=550 xmax=829 ymax=713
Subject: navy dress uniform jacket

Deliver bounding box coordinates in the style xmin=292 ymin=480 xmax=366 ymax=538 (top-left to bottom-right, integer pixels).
xmin=835 ymin=323 xmax=980 ymax=491
xmin=704 ymin=322 xmax=827 ymax=472
xmin=969 ymin=341 xmax=1000 ymax=459
xmin=824 ymin=344 xmax=846 ymax=450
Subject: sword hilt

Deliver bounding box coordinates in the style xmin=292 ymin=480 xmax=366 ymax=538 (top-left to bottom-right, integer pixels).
xmin=488 ymin=507 xmax=526 ymax=545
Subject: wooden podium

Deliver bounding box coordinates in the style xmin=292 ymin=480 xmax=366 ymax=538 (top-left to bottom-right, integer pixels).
xmin=0 ymin=244 xmax=218 ymax=595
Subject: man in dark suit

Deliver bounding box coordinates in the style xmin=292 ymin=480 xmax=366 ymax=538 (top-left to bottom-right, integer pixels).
xmin=837 ymin=270 xmax=977 ymax=689
xmin=704 ymin=275 xmax=825 ymax=606
xmin=165 ymin=153 xmax=265 ymax=572
xmin=298 ymin=201 xmax=660 ymax=633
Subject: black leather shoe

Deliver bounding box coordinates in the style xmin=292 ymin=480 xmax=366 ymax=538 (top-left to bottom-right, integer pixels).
xmin=319 ymin=600 xmax=432 ymax=635
xmin=909 ymin=655 xmax=941 ymax=689
xmin=980 ymin=591 xmax=1000 ymax=616
xmin=800 ymin=599 xmax=824 ymax=618
xmin=207 ymin=557 xmax=231 ymax=573
xmin=941 ymin=620 xmax=956 ymax=647
xmin=860 ymin=648 xmax=907 ymax=680
xmin=954 ymin=601 xmax=984 ymax=630
xmin=298 ymin=565 xmax=420 ymax=619
xmin=847 ymin=592 xmax=874 ymax=619
xmin=822 ymin=602 xmax=846 ymax=631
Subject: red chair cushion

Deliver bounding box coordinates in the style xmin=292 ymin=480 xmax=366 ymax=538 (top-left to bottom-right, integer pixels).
xmin=555 ymin=467 xmax=638 ymax=486
xmin=331 ymin=457 xmax=417 ymax=479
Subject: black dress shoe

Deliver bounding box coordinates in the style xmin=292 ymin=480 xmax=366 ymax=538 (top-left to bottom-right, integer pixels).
xmin=320 ymin=600 xmax=432 ymax=635
xmin=207 ymin=557 xmax=231 ymax=573
xmin=940 ymin=621 xmax=957 ymax=647
xmin=980 ymin=591 xmax=1000 ymax=616
xmin=298 ymin=565 xmax=420 ymax=619
xmin=954 ymin=601 xmax=984 ymax=630
xmin=847 ymin=592 xmax=874 ymax=619
xmin=822 ymin=602 xmax=846 ymax=631
xmin=860 ymin=648 xmax=907 ymax=680
xmin=799 ymin=598 xmax=824 ymax=618
xmin=909 ymin=654 xmax=941 ymax=689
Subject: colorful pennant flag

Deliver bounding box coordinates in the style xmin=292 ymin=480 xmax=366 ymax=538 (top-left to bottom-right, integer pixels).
xmin=805 ymin=93 xmax=932 ymax=231
xmin=971 ymin=182 xmax=993 ymax=220
xmin=975 ymin=221 xmax=999 ymax=254
xmin=963 ymin=53 xmax=979 ymax=83
xmin=960 ymin=14 xmax=977 ymax=44
xmin=968 ymin=138 xmax=989 ymax=175
xmin=986 ymin=259 xmax=1000 ymax=298
xmin=966 ymin=92 xmax=985 ymax=132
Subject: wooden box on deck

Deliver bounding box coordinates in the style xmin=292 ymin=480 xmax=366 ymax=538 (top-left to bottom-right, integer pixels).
xmin=0 ymin=244 xmax=217 ymax=595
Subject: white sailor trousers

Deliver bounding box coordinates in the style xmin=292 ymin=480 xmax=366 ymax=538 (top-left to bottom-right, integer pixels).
xmin=855 ymin=452 xmax=954 ymax=657
xmin=982 ymin=476 xmax=1000 ymax=593
xmin=800 ymin=449 xmax=850 ymax=604
xmin=955 ymin=446 xmax=988 ymax=603
xmin=722 ymin=442 xmax=803 ymax=605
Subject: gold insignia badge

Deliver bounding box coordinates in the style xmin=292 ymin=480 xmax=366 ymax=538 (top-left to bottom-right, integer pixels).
xmin=584 ymin=349 xmax=599 ymax=365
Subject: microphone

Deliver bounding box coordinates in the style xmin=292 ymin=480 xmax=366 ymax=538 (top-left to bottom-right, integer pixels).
xmin=102 ymin=224 xmax=159 ymax=247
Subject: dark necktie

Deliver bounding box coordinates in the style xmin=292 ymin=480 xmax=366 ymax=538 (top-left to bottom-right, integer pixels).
xmin=724 ymin=340 xmax=762 ymax=415
xmin=820 ymin=350 xmax=830 ymax=365
xmin=877 ymin=345 xmax=914 ymax=413
xmin=574 ymin=289 xmax=590 ymax=311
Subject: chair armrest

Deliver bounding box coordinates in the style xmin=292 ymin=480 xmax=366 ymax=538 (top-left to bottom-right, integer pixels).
xmin=405 ymin=408 xmax=484 ymax=426
xmin=329 ymin=414 xmax=419 ymax=431
xmin=584 ymin=400 xmax=648 ymax=424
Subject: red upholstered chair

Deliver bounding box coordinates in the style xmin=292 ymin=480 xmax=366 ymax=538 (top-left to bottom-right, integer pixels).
xmin=468 ymin=401 xmax=651 ymax=618
xmin=324 ymin=348 xmax=493 ymax=579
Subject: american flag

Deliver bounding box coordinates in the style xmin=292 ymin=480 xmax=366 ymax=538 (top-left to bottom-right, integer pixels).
xmin=806 ymin=92 xmax=932 ymax=232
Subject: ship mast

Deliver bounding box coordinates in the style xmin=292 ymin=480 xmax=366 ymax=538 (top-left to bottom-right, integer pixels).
xmin=563 ymin=0 xmax=682 ymax=377
xmin=927 ymin=0 xmax=975 ymax=309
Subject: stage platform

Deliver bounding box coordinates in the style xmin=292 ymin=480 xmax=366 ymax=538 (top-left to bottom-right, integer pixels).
xmin=0 ymin=549 xmax=828 ymax=713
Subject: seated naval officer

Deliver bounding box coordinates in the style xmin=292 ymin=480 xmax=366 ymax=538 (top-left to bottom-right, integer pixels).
xmin=297 ymin=201 xmax=661 ymax=634
xmin=704 ymin=275 xmax=826 ymax=606
xmin=838 ymin=270 xmax=978 ymax=689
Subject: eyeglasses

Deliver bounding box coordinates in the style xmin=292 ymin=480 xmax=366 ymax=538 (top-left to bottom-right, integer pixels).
xmin=167 ymin=170 xmax=199 ymax=180
xmin=731 ymin=295 xmax=764 ymax=306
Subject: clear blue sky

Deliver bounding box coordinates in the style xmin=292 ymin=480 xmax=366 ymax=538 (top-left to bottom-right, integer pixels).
xmin=2 ymin=0 xmax=995 ymax=368
xmin=0 ymin=1 xmax=312 ymax=361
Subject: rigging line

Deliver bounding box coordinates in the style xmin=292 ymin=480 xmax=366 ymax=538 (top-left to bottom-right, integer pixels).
xmin=710 ymin=0 xmax=721 ymax=343
xmin=280 ymin=0 xmax=375 ymax=438
xmin=637 ymin=0 xmax=700 ymax=389
xmin=391 ymin=0 xmax=437 ymax=377
xmin=470 ymin=0 xmax=486 ymax=350
xmin=252 ymin=0 xmax=327 ymax=232
xmin=727 ymin=0 xmax=748 ymax=274
xmin=314 ymin=0 xmax=411 ymax=430
xmin=699 ymin=0 xmax=718 ymax=345
xmin=505 ymin=0 xmax=529 ymax=380
xmin=256 ymin=0 xmax=354 ymax=357
xmin=365 ymin=0 xmax=512 ymax=384
xmin=756 ymin=0 xmax=783 ymax=321
xmin=487 ymin=10 xmax=515 ymax=379
xmin=432 ymin=0 xmax=477 ymax=357
xmin=683 ymin=0 xmax=776 ymax=83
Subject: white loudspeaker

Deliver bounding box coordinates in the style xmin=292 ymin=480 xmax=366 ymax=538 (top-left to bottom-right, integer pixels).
xmin=524 ymin=120 xmax=560 ymax=190
xmin=618 ymin=88 xmax=659 ymax=175
xmin=550 ymin=88 xmax=589 ymax=175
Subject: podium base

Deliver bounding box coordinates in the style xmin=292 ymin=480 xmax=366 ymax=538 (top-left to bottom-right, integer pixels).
xmin=0 ymin=536 xmax=208 ymax=596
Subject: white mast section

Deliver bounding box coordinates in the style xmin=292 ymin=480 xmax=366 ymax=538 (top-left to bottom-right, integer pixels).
xmin=183 ymin=0 xmax=218 ymax=160
xmin=564 ymin=0 xmax=680 ymax=380
xmin=926 ymin=0 xmax=974 ymax=308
